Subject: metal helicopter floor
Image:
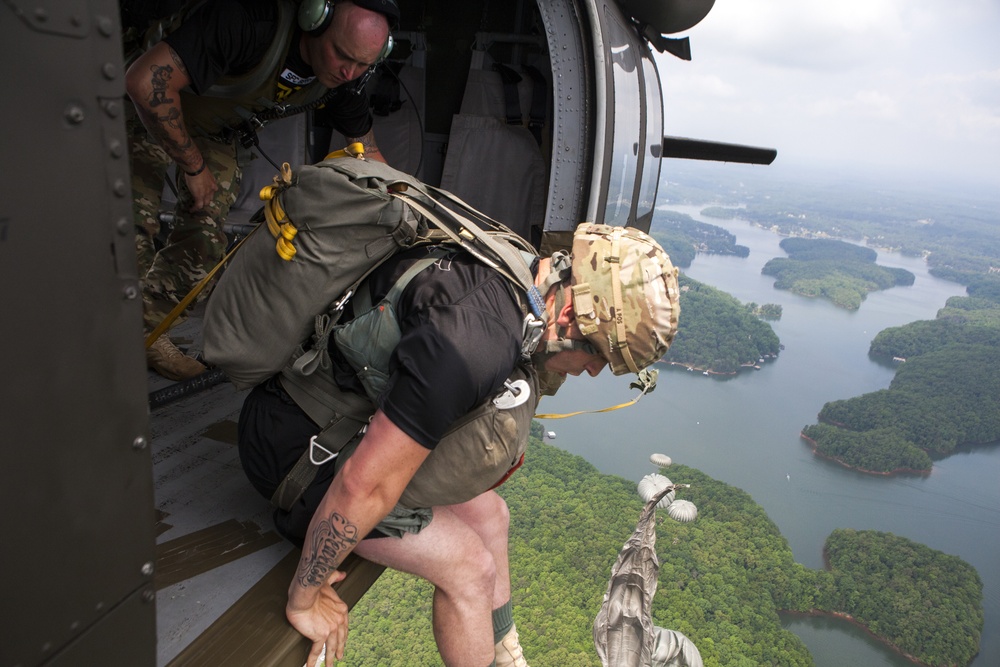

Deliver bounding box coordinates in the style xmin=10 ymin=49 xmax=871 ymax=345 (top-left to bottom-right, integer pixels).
xmin=147 ymin=309 xmax=297 ymax=666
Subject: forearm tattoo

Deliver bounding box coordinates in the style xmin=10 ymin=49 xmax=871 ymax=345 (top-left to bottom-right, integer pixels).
xmin=296 ymin=511 xmax=359 ymax=588
xmin=147 ymin=64 xmax=174 ymax=107
xmin=348 ymin=132 xmax=381 ymax=158
xmin=136 ymin=61 xmax=194 ymax=158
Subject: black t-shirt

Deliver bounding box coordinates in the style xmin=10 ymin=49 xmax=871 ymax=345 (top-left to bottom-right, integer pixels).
xmin=331 ymin=248 xmax=527 ymax=448
xmin=163 ymin=0 xmax=372 ymax=137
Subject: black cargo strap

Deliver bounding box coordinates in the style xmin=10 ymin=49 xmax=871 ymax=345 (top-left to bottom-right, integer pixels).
xmin=522 ymin=65 xmax=546 ymax=146
xmin=492 ymin=63 xmax=523 ymax=126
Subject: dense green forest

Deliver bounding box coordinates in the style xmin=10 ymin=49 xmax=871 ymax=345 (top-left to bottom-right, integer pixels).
xmin=824 ymin=529 xmax=983 ymax=667
xmin=648 ymin=210 xmax=750 ymax=269
xmin=662 ymin=274 xmax=781 ymax=373
xmin=339 ymin=435 xmax=982 ymax=667
xmin=802 ymin=285 xmax=1000 ymax=472
xmin=761 ymin=238 xmax=915 ymax=310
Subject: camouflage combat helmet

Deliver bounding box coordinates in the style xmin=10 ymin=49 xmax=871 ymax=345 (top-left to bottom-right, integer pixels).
xmin=569 ymin=223 xmax=680 ymax=375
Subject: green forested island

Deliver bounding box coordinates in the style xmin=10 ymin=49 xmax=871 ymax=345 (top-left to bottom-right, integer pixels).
xmin=649 ymin=210 xmax=749 ymax=269
xmin=824 ymin=529 xmax=983 ymax=667
xmin=802 ymin=281 xmax=1000 ymax=473
xmin=761 ymin=238 xmax=915 ymax=310
xmin=662 ymin=274 xmax=781 ymax=374
xmin=340 ymin=435 xmax=983 ymax=666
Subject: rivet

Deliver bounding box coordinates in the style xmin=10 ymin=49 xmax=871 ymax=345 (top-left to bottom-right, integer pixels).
xmin=113 ymin=179 xmax=127 ymax=197
xmin=95 ymin=601 xmax=105 ymax=612
xmin=34 ymin=7 xmax=48 ymax=21
xmin=109 ymin=139 xmax=123 ymax=158
xmin=65 ymin=105 xmax=85 ymax=125
xmin=117 ymin=217 xmax=131 ymax=235
xmin=123 ymin=285 xmax=138 ymax=300
xmin=96 ymin=16 xmax=114 ymax=37
xmin=102 ymin=63 xmax=117 ymax=80
xmin=103 ymin=100 xmax=121 ymax=118
xmin=132 ymin=435 xmax=147 ymax=450
xmin=142 ymin=589 xmax=156 ymax=603
xmin=141 ymin=561 xmax=154 ymax=577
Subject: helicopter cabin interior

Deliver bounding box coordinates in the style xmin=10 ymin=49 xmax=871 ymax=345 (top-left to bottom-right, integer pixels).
xmin=2 ymin=0 xmax=716 ymax=666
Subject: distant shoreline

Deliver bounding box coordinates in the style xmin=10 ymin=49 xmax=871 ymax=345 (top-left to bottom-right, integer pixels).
xmin=780 ymin=609 xmax=932 ymax=667
xmin=799 ymin=432 xmax=931 ymax=476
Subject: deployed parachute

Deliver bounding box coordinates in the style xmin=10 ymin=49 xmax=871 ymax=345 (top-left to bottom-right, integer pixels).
xmin=667 ymin=499 xmax=698 ymax=523
xmin=650 ymin=453 xmax=673 ymax=467
xmin=594 ymin=485 xmax=670 ymax=665
xmin=638 ymin=474 xmax=675 ymax=508
xmin=651 ymin=627 xmax=704 ymax=667
xmin=595 ymin=484 xmax=704 ymax=666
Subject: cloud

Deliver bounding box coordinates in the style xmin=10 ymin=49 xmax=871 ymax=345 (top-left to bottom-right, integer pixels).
xmin=655 ymin=0 xmax=1000 ymax=186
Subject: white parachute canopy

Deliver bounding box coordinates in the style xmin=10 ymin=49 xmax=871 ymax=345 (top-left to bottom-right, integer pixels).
xmin=650 ymin=453 xmax=672 ymax=467
xmin=651 ymin=627 xmax=704 ymax=667
xmin=637 ymin=474 xmax=675 ymax=508
xmin=667 ymin=499 xmax=698 ymax=523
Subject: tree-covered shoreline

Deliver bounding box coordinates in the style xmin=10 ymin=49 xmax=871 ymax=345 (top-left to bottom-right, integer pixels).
xmin=661 ymin=274 xmax=781 ymax=374
xmin=340 ymin=436 xmax=983 ymax=666
xmin=762 ymin=237 xmax=915 ymax=310
xmin=802 ymin=284 xmax=1000 ymax=473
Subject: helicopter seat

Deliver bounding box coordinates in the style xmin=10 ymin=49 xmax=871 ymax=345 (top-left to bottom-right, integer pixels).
xmin=440 ymin=41 xmax=549 ymax=246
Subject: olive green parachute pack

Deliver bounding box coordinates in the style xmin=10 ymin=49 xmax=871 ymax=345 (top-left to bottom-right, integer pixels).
xmin=203 ymin=154 xmax=543 ymax=390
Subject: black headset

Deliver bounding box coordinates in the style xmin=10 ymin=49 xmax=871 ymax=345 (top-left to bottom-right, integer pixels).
xmin=298 ymin=0 xmax=395 ymax=59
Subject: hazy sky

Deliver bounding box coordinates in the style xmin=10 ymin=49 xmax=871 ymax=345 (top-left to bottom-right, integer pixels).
xmin=654 ymin=0 xmax=1000 ymax=190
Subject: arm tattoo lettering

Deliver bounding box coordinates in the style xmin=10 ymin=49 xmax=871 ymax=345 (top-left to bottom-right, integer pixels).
xmin=296 ymin=512 xmax=359 ymax=588
xmin=168 ymin=47 xmax=188 ymax=75
xmin=147 ymin=64 xmax=174 ymax=108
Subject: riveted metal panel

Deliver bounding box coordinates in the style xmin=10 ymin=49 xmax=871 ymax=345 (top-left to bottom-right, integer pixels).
xmin=0 ymin=1 xmax=155 ymax=665
xmin=536 ymin=0 xmax=593 ymax=235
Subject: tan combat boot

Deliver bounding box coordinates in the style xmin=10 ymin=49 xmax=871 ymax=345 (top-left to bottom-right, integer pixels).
xmin=495 ymin=624 xmax=529 ymax=667
xmin=147 ymin=336 xmax=206 ymax=380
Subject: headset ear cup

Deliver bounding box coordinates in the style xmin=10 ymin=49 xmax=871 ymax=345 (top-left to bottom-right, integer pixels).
xmin=299 ymin=0 xmax=334 ymax=35
xmin=379 ymin=33 xmax=394 ymax=63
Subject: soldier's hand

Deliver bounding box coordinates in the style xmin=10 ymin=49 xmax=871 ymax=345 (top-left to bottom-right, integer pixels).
xmin=185 ymin=168 xmax=218 ymax=213
xmin=287 ymin=570 xmax=350 ymax=667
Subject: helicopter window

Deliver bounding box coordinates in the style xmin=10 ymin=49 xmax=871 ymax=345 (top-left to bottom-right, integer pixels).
xmin=635 ymin=55 xmax=663 ymax=220
xmin=604 ymin=9 xmax=641 ymax=226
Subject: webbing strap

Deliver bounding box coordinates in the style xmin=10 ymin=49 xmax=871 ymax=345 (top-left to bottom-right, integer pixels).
xmin=389 ymin=191 xmax=535 ymax=298
xmin=270 ymin=408 xmax=368 ymax=511
xmin=492 ymin=63 xmax=523 ymax=126
xmin=608 ymin=228 xmax=639 ymax=374
xmin=144 ymin=224 xmax=262 ymax=350
xmin=270 ymin=253 xmax=446 ymax=511
xmin=523 ymin=65 xmax=547 ymax=146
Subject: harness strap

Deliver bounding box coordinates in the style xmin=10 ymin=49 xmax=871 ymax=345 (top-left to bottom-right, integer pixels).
xmin=522 ymin=65 xmax=547 ymax=146
xmin=271 ymin=251 xmax=450 ymax=511
xmin=492 ymin=63 xmax=523 ymax=126
xmin=269 ymin=407 xmax=369 ymax=510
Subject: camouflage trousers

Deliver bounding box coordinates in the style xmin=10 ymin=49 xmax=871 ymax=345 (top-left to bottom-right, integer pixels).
xmin=127 ymin=103 xmax=244 ymax=332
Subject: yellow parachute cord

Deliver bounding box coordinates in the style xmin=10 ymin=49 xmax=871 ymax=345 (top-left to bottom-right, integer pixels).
xmin=534 ymin=368 xmax=658 ymax=420
xmin=325 ymin=142 xmax=365 ymax=160
xmin=144 ymin=224 xmax=261 ymax=350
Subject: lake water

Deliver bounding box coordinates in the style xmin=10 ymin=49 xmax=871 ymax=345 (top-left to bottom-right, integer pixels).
xmin=537 ymin=206 xmax=1000 ymax=666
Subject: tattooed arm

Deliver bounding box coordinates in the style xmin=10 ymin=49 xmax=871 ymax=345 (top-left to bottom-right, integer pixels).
xmin=124 ymin=41 xmax=218 ymax=211
xmin=345 ymin=127 xmax=387 ymax=164
xmin=288 ymin=409 xmax=430 ymax=667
